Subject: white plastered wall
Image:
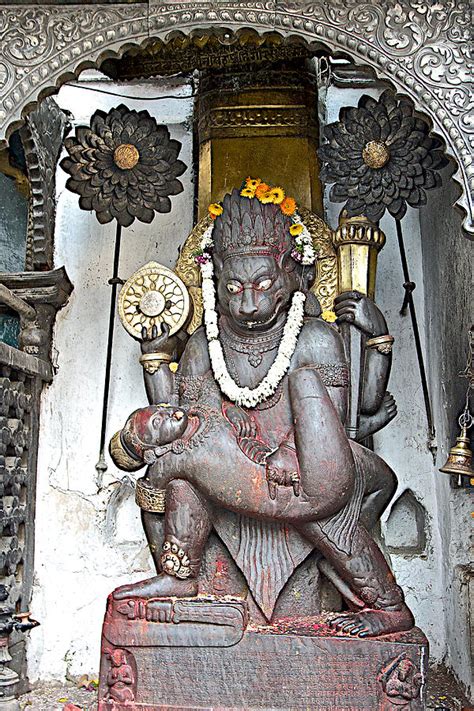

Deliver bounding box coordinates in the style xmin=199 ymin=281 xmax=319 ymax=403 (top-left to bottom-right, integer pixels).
xmin=28 ymin=72 xmax=195 ymax=681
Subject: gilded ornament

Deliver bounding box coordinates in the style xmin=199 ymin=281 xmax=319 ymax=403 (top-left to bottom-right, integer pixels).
xmin=361 ymin=141 xmax=390 ymax=170
xmin=160 ymin=541 xmax=191 ymax=579
xmin=118 ymin=261 xmax=190 ymax=341
xmin=366 ymin=334 xmax=395 ymax=354
xmin=109 ymin=431 xmax=143 ymax=472
xmin=113 ymin=143 xmax=140 ymax=170
xmin=135 ymin=478 xmax=166 ymax=513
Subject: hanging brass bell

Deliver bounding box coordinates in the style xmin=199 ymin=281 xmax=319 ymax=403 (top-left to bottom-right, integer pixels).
xmin=439 ymin=424 xmax=473 ymax=478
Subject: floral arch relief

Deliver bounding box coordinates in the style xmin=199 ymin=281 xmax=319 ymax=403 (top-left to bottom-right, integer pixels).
xmin=0 ymin=1 xmax=472 ymax=235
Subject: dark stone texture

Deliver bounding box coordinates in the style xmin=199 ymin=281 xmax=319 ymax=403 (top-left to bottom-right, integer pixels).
xmin=0 ymin=174 xmax=27 ymax=273
xmin=98 ymin=594 xmax=428 ymax=710
xmin=106 ymin=187 xmax=421 ymax=703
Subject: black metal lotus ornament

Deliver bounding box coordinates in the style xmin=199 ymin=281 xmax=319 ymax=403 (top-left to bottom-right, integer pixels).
xmin=60 ymin=104 xmax=186 ymax=227
xmin=318 ymin=90 xmax=448 ymax=222
xmin=60 ymin=104 xmax=187 ymax=478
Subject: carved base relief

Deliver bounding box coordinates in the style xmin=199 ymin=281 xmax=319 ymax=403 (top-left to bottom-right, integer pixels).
xmin=98 ymin=593 xmax=428 ymax=710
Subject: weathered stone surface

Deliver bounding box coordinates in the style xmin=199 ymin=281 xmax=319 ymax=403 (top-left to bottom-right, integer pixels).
xmin=98 ymin=596 xmax=428 ymax=710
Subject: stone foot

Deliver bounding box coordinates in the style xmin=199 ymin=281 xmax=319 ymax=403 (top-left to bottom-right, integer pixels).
xmin=329 ymin=604 xmax=414 ymax=638
xmin=113 ymin=573 xmax=198 ymax=600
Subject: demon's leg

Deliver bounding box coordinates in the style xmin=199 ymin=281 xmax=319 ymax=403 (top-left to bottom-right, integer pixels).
xmin=288 ymin=366 xmax=356 ymax=515
xmin=114 ymin=479 xmax=211 ymax=600
xmin=351 ymin=442 xmax=397 ymax=531
xmin=296 ymin=520 xmax=414 ymax=637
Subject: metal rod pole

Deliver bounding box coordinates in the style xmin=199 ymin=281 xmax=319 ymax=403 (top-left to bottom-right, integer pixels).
xmin=95 ymin=221 xmax=123 ymax=478
xmin=395 ymin=218 xmax=435 ymax=440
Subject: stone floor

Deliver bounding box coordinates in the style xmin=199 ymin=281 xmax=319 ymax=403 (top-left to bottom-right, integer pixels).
xmin=19 ymin=665 xmax=472 ymax=711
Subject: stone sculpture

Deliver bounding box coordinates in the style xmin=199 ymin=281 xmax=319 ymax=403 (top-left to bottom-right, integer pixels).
xmin=100 ymin=180 xmax=427 ymax=709
xmin=110 ymin=183 xmax=413 ymax=638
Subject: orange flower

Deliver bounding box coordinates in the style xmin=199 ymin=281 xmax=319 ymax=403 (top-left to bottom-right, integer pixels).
xmin=280 ymin=196 xmax=297 ymax=216
xmin=245 ymin=177 xmax=261 ymax=190
xmin=255 ymin=182 xmax=270 ymax=199
xmin=240 ymin=187 xmax=255 ymax=198
xmin=268 ymin=187 xmax=285 ymax=204
xmin=208 ymin=203 xmax=223 ymax=219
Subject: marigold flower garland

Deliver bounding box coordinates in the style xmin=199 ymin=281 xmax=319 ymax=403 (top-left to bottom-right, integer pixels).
xmin=195 ymin=178 xmax=317 ymax=408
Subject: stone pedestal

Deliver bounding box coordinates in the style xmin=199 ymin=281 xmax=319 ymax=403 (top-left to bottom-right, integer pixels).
xmin=98 ymin=594 xmax=428 ymax=710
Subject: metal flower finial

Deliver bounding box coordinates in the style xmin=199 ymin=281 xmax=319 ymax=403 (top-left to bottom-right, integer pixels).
xmin=60 ymin=104 xmax=186 ymax=227
xmin=318 ymin=90 xmax=448 ymax=223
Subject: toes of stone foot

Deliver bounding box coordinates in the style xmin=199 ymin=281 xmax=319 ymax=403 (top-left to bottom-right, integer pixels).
xmin=340 ymin=621 xmax=357 ymax=632
xmin=330 ymin=615 xmax=349 ymax=627
xmin=359 ymin=629 xmax=370 ymax=638
xmin=350 ymin=625 xmax=364 ymax=635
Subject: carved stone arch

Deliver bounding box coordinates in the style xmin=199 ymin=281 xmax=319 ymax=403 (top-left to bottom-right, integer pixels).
xmin=0 ymin=2 xmax=471 ymax=234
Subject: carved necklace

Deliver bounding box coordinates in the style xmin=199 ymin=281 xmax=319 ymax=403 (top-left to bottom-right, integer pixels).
xmin=220 ymin=317 xmax=284 ymax=368
xmin=200 ymin=259 xmax=306 ymax=408
xmin=223 ymin=347 xmax=284 ymax=410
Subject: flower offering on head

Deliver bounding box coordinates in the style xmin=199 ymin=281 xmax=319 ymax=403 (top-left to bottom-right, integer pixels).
xmin=200 ymin=178 xmax=317 ymax=270
xmin=290 ymin=223 xmax=303 ymax=236
xmin=255 ymin=182 xmax=270 ymax=199
xmin=268 ymin=187 xmax=285 ymax=205
xmin=245 ymin=177 xmax=261 ymax=190
xmin=280 ymin=197 xmax=297 ymax=216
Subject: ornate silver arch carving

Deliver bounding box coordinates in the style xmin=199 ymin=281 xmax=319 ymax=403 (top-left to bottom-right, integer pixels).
xmin=0 ymin=1 xmax=472 ymax=234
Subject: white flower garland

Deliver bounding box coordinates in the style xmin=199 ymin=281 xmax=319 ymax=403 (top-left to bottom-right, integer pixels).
xmin=291 ymin=213 xmax=316 ymax=265
xmin=197 ymin=215 xmax=313 ymax=408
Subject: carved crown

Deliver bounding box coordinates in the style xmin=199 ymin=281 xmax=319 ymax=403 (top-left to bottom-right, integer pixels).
xmin=213 ymin=188 xmax=293 ymax=260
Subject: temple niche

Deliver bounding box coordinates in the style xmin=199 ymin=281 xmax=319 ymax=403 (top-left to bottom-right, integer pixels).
xmin=0 ymin=12 xmax=472 ymax=711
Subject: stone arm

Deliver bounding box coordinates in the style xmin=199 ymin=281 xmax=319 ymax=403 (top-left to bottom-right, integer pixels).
xmin=334 ymin=291 xmax=396 ymax=438
xmin=140 ymin=323 xmax=179 ymax=405
xmin=294 ymin=319 xmax=349 ymax=424
xmin=141 ymin=325 xmax=209 ymax=405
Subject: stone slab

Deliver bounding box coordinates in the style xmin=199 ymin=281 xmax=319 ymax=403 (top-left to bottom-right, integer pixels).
xmin=98 ymin=596 xmax=428 ymax=710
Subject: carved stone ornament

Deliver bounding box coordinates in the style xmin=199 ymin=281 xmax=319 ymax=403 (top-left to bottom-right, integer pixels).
xmin=318 ymin=89 xmax=449 ymax=222
xmin=60 ymin=104 xmax=186 ymax=226
xmin=0 ymin=2 xmax=472 ymax=234
xmin=118 ymin=261 xmax=190 ymax=341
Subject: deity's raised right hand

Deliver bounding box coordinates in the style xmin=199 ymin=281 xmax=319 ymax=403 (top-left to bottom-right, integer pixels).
xmin=141 ymin=321 xmax=177 ymax=357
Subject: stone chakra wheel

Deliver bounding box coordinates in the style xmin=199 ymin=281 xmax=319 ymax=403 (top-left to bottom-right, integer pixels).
xmin=118 ymin=261 xmax=190 ymax=340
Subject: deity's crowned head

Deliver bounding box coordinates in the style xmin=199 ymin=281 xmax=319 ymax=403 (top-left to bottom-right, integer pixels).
xmin=209 ymin=186 xmax=315 ymax=332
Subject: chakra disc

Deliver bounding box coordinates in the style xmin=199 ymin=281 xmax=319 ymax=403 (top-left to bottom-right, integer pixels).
xmin=118 ymin=261 xmax=190 ymax=340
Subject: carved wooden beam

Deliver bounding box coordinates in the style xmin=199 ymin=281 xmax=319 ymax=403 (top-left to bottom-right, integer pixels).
xmin=0 ymin=267 xmax=73 ymax=361
xmin=19 ymin=97 xmax=70 ymax=271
